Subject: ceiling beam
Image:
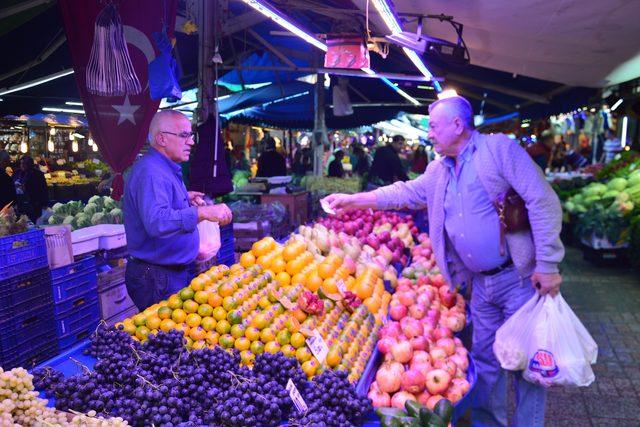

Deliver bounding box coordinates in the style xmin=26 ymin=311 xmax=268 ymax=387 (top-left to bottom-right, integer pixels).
xmin=247 ymin=28 xmax=296 ymax=68
xmin=0 ymin=34 xmax=66 ymax=84
xmin=457 ymin=88 xmax=513 ymax=112
xmin=219 ymin=65 xmax=442 ymax=82
xmin=221 ymin=10 xmax=268 ymax=36
xmin=0 ymin=0 xmax=53 ymax=20
xmin=446 ymin=73 xmax=550 ymax=104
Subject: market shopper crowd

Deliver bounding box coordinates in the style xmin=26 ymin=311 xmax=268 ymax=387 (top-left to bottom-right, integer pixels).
xmin=325 ymin=95 xmax=564 ymax=426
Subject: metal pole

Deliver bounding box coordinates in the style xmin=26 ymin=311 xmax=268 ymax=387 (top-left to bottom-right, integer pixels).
xmin=312 ymin=60 xmax=328 ymax=175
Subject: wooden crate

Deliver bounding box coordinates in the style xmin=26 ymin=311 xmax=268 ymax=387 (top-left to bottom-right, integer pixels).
xmin=261 ymin=191 xmax=309 ymax=227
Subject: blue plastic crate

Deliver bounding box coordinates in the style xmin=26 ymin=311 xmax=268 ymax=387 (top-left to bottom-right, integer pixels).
xmin=56 ymin=306 xmax=101 ymax=351
xmin=53 ymin=289 xmax=99 ymax=318
xmin=1 ymin=329 xmax=58 ymax=370
xmin=0 ymin=267 xmax=53 ymax=323
xmin=51 ymin=257 xmax=97 ymax=303
xmin=0 ymin=229 xmax=47 ymax=281
xmin=0 ymin=302 xmax=56 ymax=360
xmin=51 ymin=256 xmax=96 ymax=281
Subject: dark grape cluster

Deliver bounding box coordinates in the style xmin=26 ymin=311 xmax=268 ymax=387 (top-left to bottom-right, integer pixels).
xmin=84 ymin=323 xmax=139 ymax=359
xmin=32 ymin=327 xmax=371 ymax=427
xmin=289 ymin=370 xmax=372 ymax=427
xmin=32 ymin=366 xmax=64 ymax=395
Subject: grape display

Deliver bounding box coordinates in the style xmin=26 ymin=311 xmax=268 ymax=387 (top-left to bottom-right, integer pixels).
xmin=31 ymin=326 xmax=372 ymax=426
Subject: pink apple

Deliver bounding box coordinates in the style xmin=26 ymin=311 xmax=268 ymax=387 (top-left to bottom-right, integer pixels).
xmin=450 ymin=353 xmax=469 ymax=371
xmin=412 ymin=351 xmax=432 ymax=365
xmin=445 ymin=386 xmax=464 ymax=403
xmin=430 ymin=346 xmax=448 ymax=362
xmin=452 ymin=378 xmax=470 ymax=394
xmin=436 ymin=338 xmax=456 ymax=356
xmin=434 ymin=358 xmax=457 ymax=377
xmin=425 ymin=369 xmax=452 ymax=395
xmin=426 ymin=394 xmax=445 ymax=411
xmin=415 ymin=390 xmax=431 ymax=406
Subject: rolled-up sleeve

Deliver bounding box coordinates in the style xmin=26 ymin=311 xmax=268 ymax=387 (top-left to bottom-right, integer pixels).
xmin=373 ymin=171 xmax=431 ymax=210
xmin=136 ymin=177 xmax=199 ymax=238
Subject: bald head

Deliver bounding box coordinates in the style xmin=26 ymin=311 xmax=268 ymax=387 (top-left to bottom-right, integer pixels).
xmin=149 ymin=110 xmax=190 ymax=144
xmin=148 ymin=110 xmax=195 ymax=163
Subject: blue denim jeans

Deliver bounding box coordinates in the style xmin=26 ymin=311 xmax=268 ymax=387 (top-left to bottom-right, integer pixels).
xmin=125 ymin=259 xmax=192 ymax=311
xmin=470 ymin=265 xmax=546 ymax=427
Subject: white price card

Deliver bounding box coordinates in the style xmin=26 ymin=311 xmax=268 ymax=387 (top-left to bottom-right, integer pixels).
xmin=320 ymin=199 xmax=336 ymax=215
xmin=306 ymin=330 xmax=329 ymax=364
xmin=286 ymin=379 xmax=308 ymax=413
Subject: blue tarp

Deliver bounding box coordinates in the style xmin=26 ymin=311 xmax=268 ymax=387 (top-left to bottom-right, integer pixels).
xmin=218 ymin=52 xmax=308 ymax=92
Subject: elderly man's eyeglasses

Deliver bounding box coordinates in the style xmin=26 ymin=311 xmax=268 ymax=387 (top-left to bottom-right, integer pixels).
xmin=160 ymin=131 xmax=195 ymax=140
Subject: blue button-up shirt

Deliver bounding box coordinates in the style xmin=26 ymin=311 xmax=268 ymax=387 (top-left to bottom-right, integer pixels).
xmin=123 ymin=147 xmax=199 ymax=265
xmin=443 ymin=140 xmax=509 ymax=272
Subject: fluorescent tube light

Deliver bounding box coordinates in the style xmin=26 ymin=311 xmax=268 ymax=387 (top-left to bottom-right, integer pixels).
xmin=0 ymin=69 xmax=74 ymax=96
xmin=42 ymin=107 xmax=85 ymax=114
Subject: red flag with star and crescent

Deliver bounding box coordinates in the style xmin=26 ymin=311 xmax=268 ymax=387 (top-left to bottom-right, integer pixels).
xmin=58 ymin=0 xmax=178 ymax=200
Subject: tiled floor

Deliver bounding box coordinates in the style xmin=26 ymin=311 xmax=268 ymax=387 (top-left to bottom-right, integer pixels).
xmin=461 ymin=246 xmax=640 ymax=426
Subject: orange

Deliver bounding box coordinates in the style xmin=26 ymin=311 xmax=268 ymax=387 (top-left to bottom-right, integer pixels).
xmin=281 ymin=344 xmax=296 ymax=358
xmin=363 ymin=297 xmax=380 ymax=314
xmin=160 ymin=318 xmax=176 ymax=332
xmin=157 ymin=306 xmax=172 ymax=320
xmin=245 ymin=326 xmax=260 ymax=341
xmin=291 ymin=273 xmax=306 ymax=287
xmin=197 ymin=303 xmax=214 ymax=317
xmin=186 ymin=313 xmax=202 ymax=328
xmin=201 ymin=317 xmax=217 ymax=331
xmin=260 ymin=328 xmax=276 ymax=342
xmin=257 ymin=255 xmax=271 ymax=270
xmin=218 ymin=282 xmax=235 ymax=298
xmin=135 ymin=326 xmax=150 ymax=341
xmin=270 ymin=258 xmax=287 ymax=274
xmin=179 ymin=287 xmax=195 ymax=301
xmin=189 ymin=326 xmax=206 ymax=341
xmin=194 ymin=291 xmax=210 ymax=304
xmin=132 ymin=313 xmax=147 ymax=327
xmin=301 ymin=359 xmax=319 ymax=377
xmin=208 ymin=293 xmax=223 ymax=308
xmin=306 ymin=273 xmax=323 ymax=292
xmin=295 ymin=347 xmax=312 ymax=363
xmin=322 ymin=278 xmax=338 ymax=295
xmin=182 ymin=300 xmax=199 ymax=314
xmin=318 ymin=263 xmax=335 ymax=280
xmin=326 ymin=346 xmax=342 ymax=368
xmin=276 ymin=272 xmax=291 ymax=287
xmin=282 ymin=245 xmax=299 ymax=262
xmin=354 ymin=281 xmax=373 ymax=300
xmin=264 ymin=341 xmax=281 ymax=354
xmin=325 ymin=253 xmax=342 ymax=269
xmin=167 ymin=295 xmax=183 ymax=309
xmin=240 ymin=252 xmax=256 ymax=268
xmin=171 ymin=309 xmax=187 ymax=324
xmin=146 ymin=315 xmax=161 ymax=330
xmin=290 ymin=332 xmax=306 ymax=348
xmin=205 ymin=331 xmax=220 ymax=346
xmin=286 ymin=259 xmax=303 ymax=276
xmin=292 ymin=308 xmax=308 ymax=323
xmin=190 ymin=276 xmax=206 ymax=292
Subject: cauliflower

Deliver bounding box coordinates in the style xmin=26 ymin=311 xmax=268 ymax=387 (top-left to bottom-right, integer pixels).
xmin=75 ymin=213 xmax=92 ymax=229
xmin=48 ymin=215 xmax=63 ymax=225
xmin=52 ymin=203 xmax=67 ymax=215
xmin=83 ymin=203 xmax=98 ymax=217
xmin=62 ymin=216 xmax=75 ymax=226
xmin=109 ymin=208 xmax=122 ymax=224
xmin=88 ymin=195 xmax=104 ymax=210
xmin=103 ymin=196 xmax=119 ymax=211
xmin=91 ymin=212 xmax=106 ymax=225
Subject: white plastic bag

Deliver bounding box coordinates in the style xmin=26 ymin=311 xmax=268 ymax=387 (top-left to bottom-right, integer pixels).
xmin=493 ymin=293 xmax=597 ymax=387
xmin=196 ymin=220 xmax=221 ymax=261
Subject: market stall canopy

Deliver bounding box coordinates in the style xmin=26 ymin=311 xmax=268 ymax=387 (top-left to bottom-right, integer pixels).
xmin=352 ymin=0 xmax=640 ymax=87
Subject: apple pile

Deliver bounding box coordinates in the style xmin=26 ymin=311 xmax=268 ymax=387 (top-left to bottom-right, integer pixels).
xmin=316 ymin=209 xmax=419 ymax=264
xmin=368 ymin=257 xmax=470 ymax=411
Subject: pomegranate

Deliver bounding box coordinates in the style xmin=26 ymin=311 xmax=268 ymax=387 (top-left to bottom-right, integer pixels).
xmin=391 ymin=340 xmax=413 ymax=364
xmin=376 ymin=362 xmax=403 ymax=393
xmin=368 ymin=388 xmax=391 ymax=408
xmin=401 ymin=369 xmax=426 ymax=394
xmin=391 ymin=391 xmax=417 ymax=409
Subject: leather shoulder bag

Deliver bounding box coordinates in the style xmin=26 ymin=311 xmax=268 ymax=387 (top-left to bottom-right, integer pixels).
xmin=494 ymin=188 xmax=530 ymax=255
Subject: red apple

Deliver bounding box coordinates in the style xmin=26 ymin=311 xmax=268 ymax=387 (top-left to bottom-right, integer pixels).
xmin=415 ymin=390 xmax=431 ymax=406
xmin=445 ymin=386 xmax=464 ymax=403
xmin=412 ymin=351 xmax=432 ymax=365
xmin=433 ymin=326 xmax=453 ymax=341
xmin=452 ymin=378 xmax=470 ymax=394
xmin=410 ymin=335 xmax=429 ymax=351
xmin=434 ymin=358 xmax=457 ymax=377
xmin=426 ymin=394 xmax=445 ymax=411
xmin=425 ymin=369 xmax=452 ymax=395
xmin=390 ymin=304 xmax=408 ymax=321
xmin=429 ymin=346 xmax=448 ymax=362
xmin=438 ymin=286 xmax=457 ymax=308
xmin=436 ymin=338 xmax=456 ymax=356
xmin=450 ymin=353 xmax=469 ymax=371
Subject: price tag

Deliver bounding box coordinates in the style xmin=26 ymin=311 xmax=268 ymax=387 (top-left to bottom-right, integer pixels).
xmin=286 ymin=379 xmax=308 ymax=413
xmin=336 ymin=279 xmax=347 ymax=296
xmin=276 ymin=294 xmax=297 ymax=311
xmin=306 ymin=330 xmax=329 ymax=363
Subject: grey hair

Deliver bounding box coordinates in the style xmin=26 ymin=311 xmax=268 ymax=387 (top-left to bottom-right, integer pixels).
xmin=428 ymin=96 xmax=475 ymax=129
xmin=149 ymin=110 xmax=189 ymax=143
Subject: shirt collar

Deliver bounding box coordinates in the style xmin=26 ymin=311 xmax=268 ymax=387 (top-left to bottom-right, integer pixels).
xmin=148 ymin=146 xmax=182 ymax=175
xmin=443 ymin=131 xmax=478 ymax=169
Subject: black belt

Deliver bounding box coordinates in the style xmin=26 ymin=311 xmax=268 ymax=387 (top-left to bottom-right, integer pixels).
xmin=479 ymin=259 xmax=513 ymax=276
xmin=129 ymin=257 xmax=188 ymax=272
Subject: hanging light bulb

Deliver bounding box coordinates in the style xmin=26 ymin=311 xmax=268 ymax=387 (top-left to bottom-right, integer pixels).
xmin=20 ymin=140 xmax=28 ymax=153
xmin=88 ymin=137 xmax=94 ymax=147
xmin=48 ymin=138 xmax=55 ymax=152
xmin=92 ymin=143 xmax=98 ymax=152
xmin=69 ymin=133 xmax=75 ymax=141
xmin=72 ymin=140 xmax=78 ymax=152
xmin=49 ymin=127 xmax=56 ymax=136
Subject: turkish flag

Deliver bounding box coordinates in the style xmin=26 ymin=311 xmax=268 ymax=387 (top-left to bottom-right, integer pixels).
xmin=58 ymin=0 xmax=178 ymax=199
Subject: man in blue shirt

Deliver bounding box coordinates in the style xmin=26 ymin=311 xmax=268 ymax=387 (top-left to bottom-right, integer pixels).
xmin=123 ymin=110 xmax=232 ymax=310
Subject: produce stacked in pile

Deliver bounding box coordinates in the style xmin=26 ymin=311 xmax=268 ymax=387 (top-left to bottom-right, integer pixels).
xmin=119 ymin=236 xmax=381 ymax=383
xmin=46 ymin=171 xmax=99 ymax=186
xmin=1 ymin=366 xmax=127 ymax=426
xmin=0 ymin=203 xmax=30 ymax=237
xmin=368 ymin=234 xmax=472 ymax=414
xmin=48 ymin=196 xmax=122 ymax=230
xmin=33 ymin=328 xmax=371 ymax=426
xmin=563 ymin=171 xmax=640 ymax=244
